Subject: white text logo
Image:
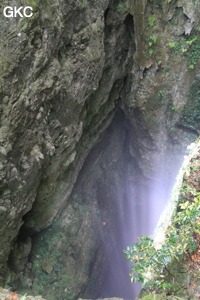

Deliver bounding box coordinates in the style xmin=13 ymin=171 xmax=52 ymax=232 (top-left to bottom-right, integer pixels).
xmin=3 ymin=6 xmax=33 ymax=18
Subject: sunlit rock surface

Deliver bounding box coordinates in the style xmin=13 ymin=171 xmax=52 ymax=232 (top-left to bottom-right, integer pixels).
xmin=0 ymin=287 xmax=45 ymax=300
xmin=78 ymin=298 xmax=125 ymax=300
xmin=0 ymin=0 xmax=200 ymax=299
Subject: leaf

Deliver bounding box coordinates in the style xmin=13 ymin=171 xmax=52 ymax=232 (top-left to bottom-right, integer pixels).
xmin=179 ymin=201 xmax=189 ymax=209
xmin=168 ymin=41 xmax=176 ymax=48
xmin=186 ymin=36 xmax=197 ymax=45
xmin=189 ymin=65 xmax=194 ymax=69
xmin=148 ymin=16 xmax=155 ymax=26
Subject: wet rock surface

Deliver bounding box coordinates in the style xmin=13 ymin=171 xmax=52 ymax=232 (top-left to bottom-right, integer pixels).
xmin=0 ymin=0 xmax=200 ymax=299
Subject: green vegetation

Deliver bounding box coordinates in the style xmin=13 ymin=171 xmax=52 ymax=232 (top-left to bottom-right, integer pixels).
xmin=24 ymin=0 xmax=38 ymax=8
xmin=124 ymin=142 xmax=200 ymax=297
xmin=148 ymin=16 xmax=155 ymax=26
xmin=124 ymin=196 xmax=199 ymax=291
xmin=81 ymin=1 xmax=88 ymax=8
xmin=24 ymin=196 xmax=98 ymax=300
xmin=150 ymin=35 xmax=158 ymax=44
xmin=148 ymin=35 xmax=158 ymax=56
xmin=168 ymin=41 xmax=176 ymax=48
xmin=168 ymin=34 xmax=200 ymax=69
xmin=149 ymin=49 xmax=154 ymax=56
xmin=139 ymin=294 xmax=185 ymax=300
xmin=117 ymin=3 xmax=124 ymax=14
xmin=157 ymin=90 xmax=164 ymax=98
xmin=184 ymin=36 xmax=200 ymax=69
xmin=139 ymin=294 xmax=170 ymax=300
xmin=145 ymin=89 xmax=168 ymax=111
xmin=178 ymin=80 xmax=200 ymax=131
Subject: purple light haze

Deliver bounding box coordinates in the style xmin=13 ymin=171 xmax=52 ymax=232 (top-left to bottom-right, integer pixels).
xmin=97 ymin=159 xmax=183 ymax=299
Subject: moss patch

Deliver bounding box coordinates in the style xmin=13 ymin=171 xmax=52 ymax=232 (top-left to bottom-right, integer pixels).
xmin=178 ymin=80 xmax=200 ymax=131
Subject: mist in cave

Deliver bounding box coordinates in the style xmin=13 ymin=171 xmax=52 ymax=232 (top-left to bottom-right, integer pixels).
xmin=5 ymin=105 xmax=193 ymax=300
xmin=94 ymin=114 xmax=185 ymax=299
xmin=97 ymin=179 xmax=171 ymax=299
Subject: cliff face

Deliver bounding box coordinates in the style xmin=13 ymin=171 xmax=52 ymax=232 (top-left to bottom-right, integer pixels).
xmin=0 ymin=0 xmax=200 ymax=299
xmin=136 ymin=139 xmax=200 ymax=300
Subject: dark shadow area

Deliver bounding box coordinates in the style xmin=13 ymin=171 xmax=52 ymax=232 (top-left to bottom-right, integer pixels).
xmin=7 ymin=108 xmax=188 ymax=300
xmin=74 ymin=109 xmax=172 ymax=299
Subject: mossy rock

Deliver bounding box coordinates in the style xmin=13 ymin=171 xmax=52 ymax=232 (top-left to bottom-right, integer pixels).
xmin=167 ymin=297 xmax=185 ymax=300
xmin=139 ymin=294 xmax=184 ymax=300
xmin=139 ymin=294 xmax=164 ymax=300
xmin=178 ymin=79 xmax=200 ymax=131
xmin=25 ymin=0 xmax=38 ymax=7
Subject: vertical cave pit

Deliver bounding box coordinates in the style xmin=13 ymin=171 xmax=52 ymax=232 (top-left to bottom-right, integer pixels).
xmin=7 ymin=108 xmax=188 ymax=300
xmin=2 ymin=0 xmax=200 ymax=298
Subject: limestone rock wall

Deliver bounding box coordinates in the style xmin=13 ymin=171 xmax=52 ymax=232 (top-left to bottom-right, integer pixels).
xmin=0 ymin=287 xmax=46 ymax=300
xmin=0 ymin=0 xmax=200 ymax=299
xmin=0 ymin=0 xmax=133 ymax=282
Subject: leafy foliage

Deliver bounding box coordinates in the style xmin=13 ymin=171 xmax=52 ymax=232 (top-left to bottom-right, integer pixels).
xmin=168 ymin=34 xmax=200 ymax=69
xmin=148 ymin=16 xmax=155 ymax=26
xmin=150 ymin=35 xmax=158 ymax=44
xmin=168 ymin=41 xmax=176 ymax=48
xmin=124 ymin=146 xmax=200 ymax=295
